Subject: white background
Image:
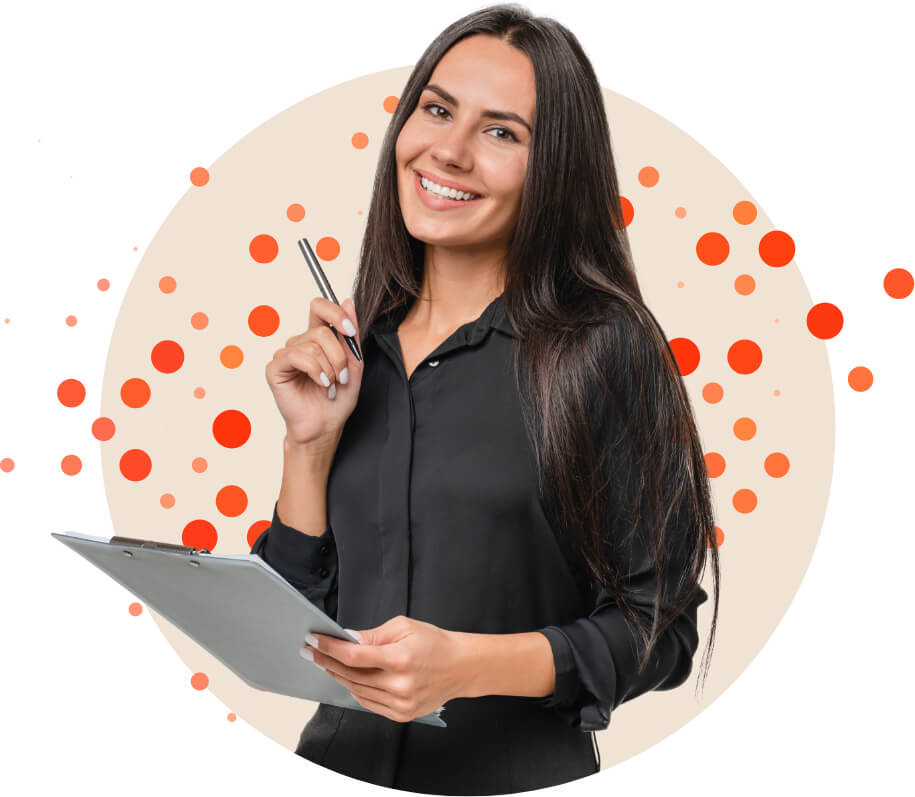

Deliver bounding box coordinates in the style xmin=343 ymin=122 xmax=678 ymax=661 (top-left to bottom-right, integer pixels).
xmin=2 ymin=0 xmax=912 ymax=794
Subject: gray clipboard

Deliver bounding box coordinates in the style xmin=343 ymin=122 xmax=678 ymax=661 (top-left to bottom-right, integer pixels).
xmin=51 ymin=530 xmax=446 ymax=727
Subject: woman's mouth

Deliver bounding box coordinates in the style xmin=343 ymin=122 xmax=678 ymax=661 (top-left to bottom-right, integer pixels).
xmin=413 ymin=170 xmax=484 ymax=210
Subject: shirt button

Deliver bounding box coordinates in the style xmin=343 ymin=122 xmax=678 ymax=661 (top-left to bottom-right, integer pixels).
xmin=319 ymin=544 xmax=329 ymax=555
xmin=319 ymin=567 xmax=330 ymax=578
xmin=428 ymin=360 xmax=439 ymax=367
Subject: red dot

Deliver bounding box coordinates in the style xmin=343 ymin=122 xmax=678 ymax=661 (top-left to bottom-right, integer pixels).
xmin=806 ymin=302 xmax=843 ymax=339
xmin=248 ymin=305 xmax=280 ymax=337
xmin=121 ymin=378 xmax=151 ymax=408
xmin=119 ymin=449 xmax=152 ymax=481
xmin=727 ymin=339 xmax=763 ymax=374
xmin=98 ymin=278 xmax=110 ymax=291
xmin=668 ymin=337 xmax=700 ymax=376
xmin=190 ymin=167 xmax=210 ymax=186
xmin=704 ymin=452 xmax=726 ymax=478
xmin=129 ymin=602 xmax=143 ymax=616
xmin=190 ymin=672 xmax=210 ymax=690
xmin=696 ymin=232 xmax=730 ymax=266
xmin=249 ymin=234 xmax=279 ymax=264
xmin=884 ymin=268 xmax=913 ymax=299
xmin=65 ymin=315 xmax=78 ymax=327
xmin=352 ymin=132 xmax=369 ymax=149
xmin=617 ymin=196 xmax=634 ymax=228
xmin=247 ymin=519 xmax=271 ymax=548
xmin=383 ymin=96 xmax=399 ymax=113
xmin=227 ymin=712 xmax=237 ymax=722
xmin=848 ymin=366 xmax=873 ymax=391
xmin=61 ymin=455 xmax=82 ymax=476
xmin=183 ymin=519 xmax=218 ymax=551
xmin=216 ymin=485 xmax=248 ymax=517
xmin=0 ymin=458 xmax=14 ymax=473
xmin=315 ymin=237 xmax=341 ymax=261
xmin=287 ymin=203 xmax=306 ymax=222
xmin=759 ymin=230 xmax=795 ymax=267
xmin=57 ymin=378 xmax=86 ymax=407
xmin=151 ymin=340 xmax=185 ymax=374
xmin=212 ymin=410 xmax=251 ymax=449
xmin=92 ymin=417 xmax=116 ymax=441
xmin=732 ymin=488 xmax=758 ymax=513
xmin=764 ymin=452 xmax=790 ymax=477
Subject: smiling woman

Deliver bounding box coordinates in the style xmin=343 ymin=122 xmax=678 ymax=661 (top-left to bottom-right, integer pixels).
xmin=253 ymin=3 xmax=719 ymax=795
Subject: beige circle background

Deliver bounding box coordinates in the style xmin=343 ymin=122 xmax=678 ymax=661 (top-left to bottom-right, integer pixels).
xmin=101 ymin=66 xmax=833 ymax=770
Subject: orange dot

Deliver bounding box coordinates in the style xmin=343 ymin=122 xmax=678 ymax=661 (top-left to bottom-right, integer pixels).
xmin=120 ymin=449 xmax=152 ymax=481
xmin=159 ymin=276 xmax=177 ymax=293
xmin=121 ymin=378 xmax=151 ymax=408
xmin=249 ymin=234 xmax=278 ymax=264
xmin=732 ymin=201 xmax=757 ymax=225
xmin=315 ymin=236 xmax=341 ymax=261
xmin=806 ymin=302 xmax=843 ymax=339
xmin=91 ymin=416 xmax=116 ymax=441
xmin=674 ymin=207 xmax=686 ymax=219
xmin=352 ymin=132 xmax=369 ymax=149
xmin=213 ymin=409 xmax=251 ymax=449
xmin=193 ymin=387 xmax=206 ymax=399
xmin=773 ymin=389 xmax=781 ymax=397
xmin=0 ymin=458 xmax=14 ymax=473
xmin=151 ymin=340 xmax=185 ymax=374
xmin=668 ymin=337 xmax=700 ymax=376
xmin=190 ymin=672 xmax=210 ymax=690
xmin=191 ymin=312 xmax=209 ymax=330
xmin=638 ymin=166 xmax=659 ymax=187
xmin=727 ymin=339 xmax=763 ymax=374
xmin=848 ymin=366 xmax=873 ymax=392
xmin=98 ymin=278 xmax=110 ymax=291
xmin=216 ymin=485 xmax=248 ymax=517
xmin=617 ymin=196 xmax=634 ymax=228
xmin=759 ymin=230 xmax=795 ymax=267
xmin=734 ymin=274 xmax=756 ymax=295
xmin=248 ymin=305 xmax=280 ymax=337
xmin=220 ymin=345 xmax=244 ymax=368
xmin=676 ymin=281 xmax=685 ymax=288
xmin=883 ymin=268 xmax=913 ymax=299
xmin=704 ymin=452 xmax=726 ymax=478
xmin=733 ymin=417 xmax=757 ymax=440
xmin=183 ymin=520 xmax=218 ymax=551
xmin=764 ymin=452 xmax=790 ymax=477
xmin=65 ymin=315 xmax=78 ymax=327
xmin=61 ymin=454 xmax=82 ymax=476
xmin=227 ymin=712 xmax=237 ymax=722
xmin=710 ymin=526 xmax=725 ymax=547
xmin=129 ymin=602 xmax=143 ymax=616
xmin=383 ymin=95 xmax=399 ymax=113
xmin=247 ymin=519 xmax=271 ymax=548
xmin=190 ymin=167 xmax=210 ymax=186
xmin=733 ymin=489 xmax=757 ymax=513
xmin=160 ymin=493 xmax=176 ymax=508
xmin=286 ymin=203 xmax=306 ymax=222
xmin=696 ymin=232 xmax=730 ymax=266
xmin=192 ymin=457 xmax=208 ymax=473
xmin=57 ymin=378 xmax=86 ymax=407
xmin=702 ymin=382 xmax=723 ymax=403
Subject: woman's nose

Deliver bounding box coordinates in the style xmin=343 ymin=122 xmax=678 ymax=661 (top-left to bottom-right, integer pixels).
xmin=428 ymin=122 xmax=474 ymax=170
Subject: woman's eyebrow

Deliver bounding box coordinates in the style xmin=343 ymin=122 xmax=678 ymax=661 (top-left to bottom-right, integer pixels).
xmin=422 ymin=83 xmax=532 ymax=135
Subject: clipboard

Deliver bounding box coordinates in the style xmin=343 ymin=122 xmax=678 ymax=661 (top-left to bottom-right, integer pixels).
xmin=51 ymin=530 xmax=446 ymax=727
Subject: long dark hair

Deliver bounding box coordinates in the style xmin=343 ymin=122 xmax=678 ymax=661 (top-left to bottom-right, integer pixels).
xmin=352 ymin=3 xmax=719 ymax=699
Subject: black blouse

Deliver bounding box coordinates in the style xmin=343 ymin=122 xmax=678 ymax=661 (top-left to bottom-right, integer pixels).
xmin=250 ymin=292 xmax=707 ymax=794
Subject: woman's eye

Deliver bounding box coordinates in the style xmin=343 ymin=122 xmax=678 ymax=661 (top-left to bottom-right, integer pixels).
xmin=422 ymin=102 xmax=519 ymax=143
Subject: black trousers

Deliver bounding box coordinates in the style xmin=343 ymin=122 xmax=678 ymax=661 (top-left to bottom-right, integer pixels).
xmin=295 ymin=696 xmax=600 ymax=795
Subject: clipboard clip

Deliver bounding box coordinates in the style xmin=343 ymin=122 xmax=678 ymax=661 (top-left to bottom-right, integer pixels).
xmin=109 ymin=536 xmax=212 ymax=556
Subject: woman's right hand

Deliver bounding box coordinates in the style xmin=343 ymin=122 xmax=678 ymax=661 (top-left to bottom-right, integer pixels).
xmin=265 ymin=296 xmax=365 ymax=451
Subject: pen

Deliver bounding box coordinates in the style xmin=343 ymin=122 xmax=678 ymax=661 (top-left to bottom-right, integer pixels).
xmin=297 ymin=237 xmax=362 ymax=363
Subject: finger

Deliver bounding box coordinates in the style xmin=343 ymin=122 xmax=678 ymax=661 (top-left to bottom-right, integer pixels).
xmin=309 ymin=296 xmax=360 ymax=344
xmin=330 ymin=669 xmax=408 ymax=715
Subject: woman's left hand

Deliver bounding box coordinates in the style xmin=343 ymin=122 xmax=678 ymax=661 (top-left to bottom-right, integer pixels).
xmin=304 ymin=615 xmax=469 ymax=723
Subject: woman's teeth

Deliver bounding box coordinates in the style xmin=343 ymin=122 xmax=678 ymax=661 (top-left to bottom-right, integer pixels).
xmin=420 ymin=175 xmax=480 ymax=201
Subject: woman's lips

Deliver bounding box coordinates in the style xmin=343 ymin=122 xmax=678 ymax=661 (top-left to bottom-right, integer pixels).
xmin=413 ymin=170 xmax=484 ymax=210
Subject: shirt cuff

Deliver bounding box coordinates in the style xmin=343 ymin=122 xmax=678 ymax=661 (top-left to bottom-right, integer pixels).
xmin=536 ymin=626 xmax=582 ymax=708
xmin=250 ymin=500 xmax=336 ymax=588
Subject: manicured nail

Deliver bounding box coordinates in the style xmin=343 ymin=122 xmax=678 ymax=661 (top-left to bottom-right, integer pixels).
xmin=328 ymin=383 xmax=336 ymax=400
xmin=300 ymin=647 xmax=314 ymax=662
xmin=339 ymin=367 xmax=349 ymax=385
xmin=319 ymin=371 xmax=330 ymax=387
xmin=305 ymin=633 xmax=319 ymax=648
xmin=342 ymin=319 xmax=357 ymax=336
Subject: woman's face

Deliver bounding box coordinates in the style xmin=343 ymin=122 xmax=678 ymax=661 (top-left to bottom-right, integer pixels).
xmin=395 ymin=34 xmax=536 ymax=255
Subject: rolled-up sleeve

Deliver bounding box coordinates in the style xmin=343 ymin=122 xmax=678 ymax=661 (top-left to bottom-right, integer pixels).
xmin=249 ymin=500 xmax=339 ymax=621
xmin=537 ymin=541 xmax=708 ymax=731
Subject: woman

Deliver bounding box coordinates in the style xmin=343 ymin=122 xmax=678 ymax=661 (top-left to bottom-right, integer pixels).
xmin=252 ymin=4 xmax=719 ymax=794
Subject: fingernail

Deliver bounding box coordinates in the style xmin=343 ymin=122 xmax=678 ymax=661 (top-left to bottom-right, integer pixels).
xmin=328 ymin=383 xmax=336 ymax=400
xmin=319 ymin=371 xmax=330 ymax=387
xmin=344 ymin=628 xmax=363 ymax=643
xmin=305 ymin=633 xmax=319 ymax=648
xmin=342 ymin=319 xmax=357 ymax=336
xmin=300 ymin=647 xmax=314 ymax=662
xmin=339 ymin=367 xmax=349 ymax=385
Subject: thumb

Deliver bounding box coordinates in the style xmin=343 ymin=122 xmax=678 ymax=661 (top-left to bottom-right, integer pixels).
xmin=346 ymin=616 xmax=402 ymax=646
